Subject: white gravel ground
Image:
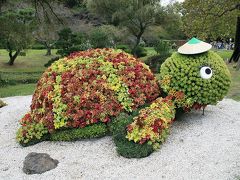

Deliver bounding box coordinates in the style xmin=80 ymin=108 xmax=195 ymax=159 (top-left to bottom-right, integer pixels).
xmin=0 ymin=95 xmax=240 ymax=180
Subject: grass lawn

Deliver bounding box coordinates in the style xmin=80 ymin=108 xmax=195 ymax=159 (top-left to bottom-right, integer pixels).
xmin=140 ymin=47 xmax=157 ymax=61
xmin=0 ymin=49 xmax=58 ymax=98
xmin=204 ymin=49 xmax=240 ymax=101
xmin=212 ymin=49 xmax=232 ymax=61
xmin=0 ymin=83 xmax=36 ymax=97
xmin=227 ymin=65 xmax=240 ymax=101
xmin=0 ymin=48 xmax=239 ymax=101
xmin=0 ymin=49 xmax=57 ymax=72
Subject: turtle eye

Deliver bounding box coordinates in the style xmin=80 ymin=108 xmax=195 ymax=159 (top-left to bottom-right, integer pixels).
xmin=200 ymin=66 xmax=213 ymax=79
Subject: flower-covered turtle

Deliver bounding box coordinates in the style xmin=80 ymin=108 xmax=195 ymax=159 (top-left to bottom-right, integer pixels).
xmin=16 ymin=39 xmax=231 ymax=158
xmin=16 ymin=48 xmax=160 ymax=146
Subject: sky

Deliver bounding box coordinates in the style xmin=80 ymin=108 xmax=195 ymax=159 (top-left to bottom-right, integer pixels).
xmin=161 ymin=0 xmax=185 ymax=6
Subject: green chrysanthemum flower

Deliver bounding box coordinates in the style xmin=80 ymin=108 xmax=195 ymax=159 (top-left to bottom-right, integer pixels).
xmin=160 ymin=51 xmax=231 ymax=106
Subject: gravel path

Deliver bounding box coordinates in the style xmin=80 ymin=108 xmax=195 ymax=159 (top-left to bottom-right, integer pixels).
xmin=0 ymin=95 xmax=240 ymax=180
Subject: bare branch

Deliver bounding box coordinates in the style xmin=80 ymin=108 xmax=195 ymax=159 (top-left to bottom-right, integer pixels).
xmin=204 ymin=3 xmax=240 ymax=17
xmin=217 ymin=3 xmax=240 ymax=17
xmin=32 ymin=0 xmax=63 ymax=24
xmin=42 ymin=0 xmax=63 ymax=24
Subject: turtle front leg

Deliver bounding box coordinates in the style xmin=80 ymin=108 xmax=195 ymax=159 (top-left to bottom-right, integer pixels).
xmin=110 ymin=97 xmax=176 ymax=158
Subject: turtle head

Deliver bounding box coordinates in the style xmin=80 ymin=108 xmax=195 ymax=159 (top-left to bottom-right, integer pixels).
xmin=160 ymin=50 xmax=231 ymax=109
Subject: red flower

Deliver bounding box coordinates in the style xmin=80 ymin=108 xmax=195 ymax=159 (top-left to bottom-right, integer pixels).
xmin=152 ymin=125 xmax=159 ymax=133
xmin=127 ymin=125 xmax=133 ymax=132
xmin=79 ymin=122 xmax=87 ymax=128
xmin=183 ymin=107 xmax=191 ymax=112
xmin=139 ymin=138 xmax=147 ymax=144
xmin=102 ymin=117 xmax=110 ymax=123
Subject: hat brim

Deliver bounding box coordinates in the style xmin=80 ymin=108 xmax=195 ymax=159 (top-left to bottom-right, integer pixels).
xmin=178 ymin=41 xmax=212 ymax=55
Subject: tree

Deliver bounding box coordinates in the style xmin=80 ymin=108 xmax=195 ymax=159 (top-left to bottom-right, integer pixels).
xmin=63 ymin=0 xmax=85 ymax=8
xmin=181 ymin=0 xmax=240 ymax=65
xmin=89 ymin=25 xmax=121 ymax=48
xmin=34 ymin=11 xmax=61 ymax=56
xmin=34 ymin=22 xmax=59 ymax=56
xmin=55 ymin=28 xmax=89 ymax=57
xmin=0 ymin=8 xmax=36 ymax=65
xmin=87 ymin=0 xmax=160 ymax=55
xmin=0 ymin=0 xmax=6 ymax=13
xmin=159 ymin=2 xmax=186 ymax=40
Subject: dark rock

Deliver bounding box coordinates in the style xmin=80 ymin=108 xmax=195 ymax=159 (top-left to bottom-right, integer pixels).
xmin=23 ymin=152 xmax=59 ymax=174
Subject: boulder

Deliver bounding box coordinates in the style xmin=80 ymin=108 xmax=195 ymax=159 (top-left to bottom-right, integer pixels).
xmin=23 ymin=152 xmax=58 ymax=174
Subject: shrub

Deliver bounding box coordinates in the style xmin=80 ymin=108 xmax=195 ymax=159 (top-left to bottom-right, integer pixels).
xmin=142 ymin=26 xmax=165 ymax=47
xmin=89 ymin=27 xmax=113 ymax=48
xmin=116 ymin=44 xmax=131 ymax=54
xmin=17 ymin=48 xmax=160 ymax=145
xmin=154 ymin=40 xmax=171 ymax=57
xmin=0 ymin=99 xmax=6 ymax=108
xmin=44 ymin=56 xmax=60 ymax=67
xmin=132 ymin=46 xmax=147 ymax=58
xmin=31 ymin=43 xmax=46 ymax=49
xmin=89 ymin=29 xmax=109 ymax=48
xmin=56 ymin=28 xmax=89 ymax=57
xmin=89 ymin=25 xmax=122 ymax=49
xmin=138 ymin=39 xmax=146 ymax=47
xmin=78 ymin=40 xmax=92 ymax=50
xmin=64 ymin=0 xmax=83 ymax=8
xmin=146 ymin=40 xmax=171 ymax=73
xmin=160 ymin=51 xmax=231 ymax=109
xmin=145 ymin=55 xmax=168 ymax=73
xmin=143 ymin=35 xmax=159 ymax=47
xmin=0 ymin=74 xmax=8 ymax=87
xmin=19 ymin=51 xmax=26 ymax=56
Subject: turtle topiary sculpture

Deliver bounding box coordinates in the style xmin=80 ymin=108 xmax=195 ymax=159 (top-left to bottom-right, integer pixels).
xmin=16 ymin=39 xmax=231 ymax=158
xmin=16 ymin=48 xmax=160 ymax=146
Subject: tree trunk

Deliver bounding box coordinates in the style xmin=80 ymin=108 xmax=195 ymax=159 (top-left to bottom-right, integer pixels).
xmin=132 ymin=35 xmax=142 ymax=55
xmin=44 ymin=42 xmax=52 ymax=56
xmin=45 ymin=47 xmax=52 ymax=56
xmin=229 ymin=16 xmax=240 ymax=63
xmin=8 ymin=50 xmax=20 ymax=66
xmin=132 ymin=27 xmax=145 ymax=56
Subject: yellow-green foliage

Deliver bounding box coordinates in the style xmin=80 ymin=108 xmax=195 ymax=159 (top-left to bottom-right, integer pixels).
xmin=126 ymin=97 xmax=175 ymax=149
xmin=160 ymin=51 xmax=231 ymax=106
xmin=16 ymin=113 xmax=48 ymax=144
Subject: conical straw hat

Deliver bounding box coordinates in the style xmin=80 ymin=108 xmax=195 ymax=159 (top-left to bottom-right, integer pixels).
xmin=178 ymin=38 xmax=212 ymax=55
